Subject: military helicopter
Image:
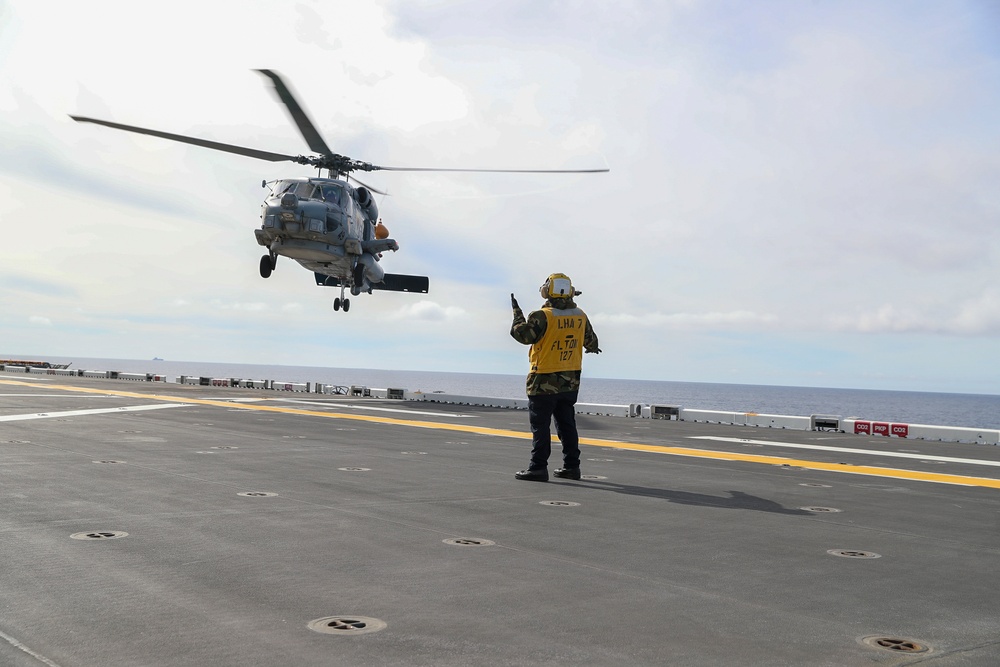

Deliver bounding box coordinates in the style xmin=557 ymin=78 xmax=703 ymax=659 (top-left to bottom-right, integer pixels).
xmin=71 ymin=70 xmax=608 ymax=312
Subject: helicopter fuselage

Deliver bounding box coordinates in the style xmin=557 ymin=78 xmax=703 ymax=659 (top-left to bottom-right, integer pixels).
xmin=255 ymin=177 xmax=397 ymax=291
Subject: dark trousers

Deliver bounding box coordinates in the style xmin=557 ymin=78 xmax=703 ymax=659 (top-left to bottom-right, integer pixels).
xmin=528 ymin=391 xmax=580 ymax=470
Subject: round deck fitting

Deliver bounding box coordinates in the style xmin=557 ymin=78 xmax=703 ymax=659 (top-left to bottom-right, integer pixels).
xmin=540 ymin=500 xmax=580 ymax=507
xmin=827 ymin=549 xmax=881 ymax=559
xmin=237 ymin=491 xmax=278 ymax=497
xmin=71 ymin=531 xmax=128 ymax=540
xmin=861 ymin=636 xmax=929 ymax=653
xmin=307 ymin=616 xmax=387 ymax=635
xmin=443 ymin=538 xmax=495 ymax=547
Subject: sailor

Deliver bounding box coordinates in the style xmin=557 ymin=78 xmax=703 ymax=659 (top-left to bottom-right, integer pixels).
xmin=510 ymin=273 xmax=601 ymax=482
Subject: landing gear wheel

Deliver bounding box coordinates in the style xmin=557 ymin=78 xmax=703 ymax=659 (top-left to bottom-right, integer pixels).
xmin=259 ymin=254 xmax=272 ymax=279
xmin=335 ymin=281 xmax=349 ymax=313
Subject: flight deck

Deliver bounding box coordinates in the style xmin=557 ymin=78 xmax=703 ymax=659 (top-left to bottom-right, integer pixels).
xmin=1 ymin=375 xmax=998 ymax=666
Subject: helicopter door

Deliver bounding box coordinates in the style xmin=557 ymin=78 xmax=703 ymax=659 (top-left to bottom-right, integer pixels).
xmin=342 ymin=192 xmax=361 ymax=239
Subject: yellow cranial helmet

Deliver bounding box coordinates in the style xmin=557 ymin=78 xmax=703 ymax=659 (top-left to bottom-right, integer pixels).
xmin=539 ymin=273 xmax=574 ymax=299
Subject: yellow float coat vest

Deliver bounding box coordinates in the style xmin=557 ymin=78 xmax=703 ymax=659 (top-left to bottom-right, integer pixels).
xmin=529 ymin=307 xmax=588 ymax=374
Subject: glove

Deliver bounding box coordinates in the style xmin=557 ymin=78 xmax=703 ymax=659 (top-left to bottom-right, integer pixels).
xmin=511 ymin=293 xmax=520 ymax=310
xmin=586 ymin=347 xmax=602 ymax=354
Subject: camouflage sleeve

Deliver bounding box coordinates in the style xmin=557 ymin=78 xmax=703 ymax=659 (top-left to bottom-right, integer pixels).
xmin=584 ymin=318 xmax=600 ymax=353
xmin=510 ymin=309 xmax=547 ymax=345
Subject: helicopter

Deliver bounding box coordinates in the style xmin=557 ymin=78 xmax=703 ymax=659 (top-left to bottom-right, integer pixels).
xmin=71 ymin=70 xmax=609 ymax=312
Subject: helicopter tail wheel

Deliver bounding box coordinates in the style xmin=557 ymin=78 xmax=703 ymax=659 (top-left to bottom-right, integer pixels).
xmin=259 ymin=254 xmax=272 ymax=279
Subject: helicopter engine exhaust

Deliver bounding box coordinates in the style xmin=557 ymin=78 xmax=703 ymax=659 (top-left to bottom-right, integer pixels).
xmin=355 ymin=187 xmax=379 ymax=221
xmin=357 ymin=253 xmax=385 ymax=286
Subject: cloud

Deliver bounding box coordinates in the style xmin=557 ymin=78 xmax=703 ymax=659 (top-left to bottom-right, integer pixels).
xmin=389 ymin=300 xmax=465 ymax=321
xmin=2 ymin=274 xmax=77 ymax=298
xmin=209 ymin=301 xmax=269 ymax=313
xmin=0 ymin=129 xmax=198 ymax=219
xmin=595 ymin=310 xmax=779 ymax=331
xmin=29 ymin=315 xmax=52 ymax=326
xmin=833 ymin=291 xmax=1000 ymax=337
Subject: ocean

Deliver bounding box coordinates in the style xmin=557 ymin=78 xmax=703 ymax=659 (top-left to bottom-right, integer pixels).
xmin=24 ymin=356 xmax=1000 ymax=431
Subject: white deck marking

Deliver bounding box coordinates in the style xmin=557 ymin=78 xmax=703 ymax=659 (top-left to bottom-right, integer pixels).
xmin=0 ymin=394 xmax=115 ymax=398
xmin=689 ymin=436 xmax=1000 ymax=468
xmin=274 ymin=398 xmax=476 ymax=418
xmin=0 ymin=404 xmax=188 ymax=422
xmin=0 ymin=629 xmax=63 ymax=667
xmin=197 ymin=397 xmax=267 ymax=402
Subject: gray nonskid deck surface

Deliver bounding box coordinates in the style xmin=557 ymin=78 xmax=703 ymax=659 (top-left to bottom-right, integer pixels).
xmin=1 ymin=377 xmax=999 ymax=666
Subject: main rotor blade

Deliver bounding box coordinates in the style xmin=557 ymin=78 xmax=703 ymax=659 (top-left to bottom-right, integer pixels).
xmin=256 ymin=69 xmax=332 ymax=156
xmin=350 ymin=176 xmax=389 ymax=197
xmin=70 ymin=115 xmax=300 ymax=163
xmin=368 ymin=165 xmax=610 ymax=174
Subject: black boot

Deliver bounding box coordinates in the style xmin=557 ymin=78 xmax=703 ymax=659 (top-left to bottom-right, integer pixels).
xmin=515 ymin=468 xmax=548 ymax=482
xmin=553 ymin=467 xmax=581 ymax=480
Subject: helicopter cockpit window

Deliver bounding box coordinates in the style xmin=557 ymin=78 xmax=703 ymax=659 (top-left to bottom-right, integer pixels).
xmin=320 ymin=185 xmax=343 ymax=205
xmin=289 ymin=182 xmax=319 ymax=200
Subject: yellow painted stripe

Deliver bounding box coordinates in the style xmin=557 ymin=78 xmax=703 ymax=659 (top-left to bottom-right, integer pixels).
xmin=4 ymin=379 xmax=1000 ymax=489
xmin=577 ymin=438 xmax=1000 ymax=489
xmin=0 ymin=380 xmax=534 ymax=437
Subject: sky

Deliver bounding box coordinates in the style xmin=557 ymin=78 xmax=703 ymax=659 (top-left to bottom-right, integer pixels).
xmin=1 ymin=0 xmax=999 ymax=394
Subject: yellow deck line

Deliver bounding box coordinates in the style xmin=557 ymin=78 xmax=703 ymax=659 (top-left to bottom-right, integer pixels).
xmin=4 ymin=379 xmax=1000 ymax=489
